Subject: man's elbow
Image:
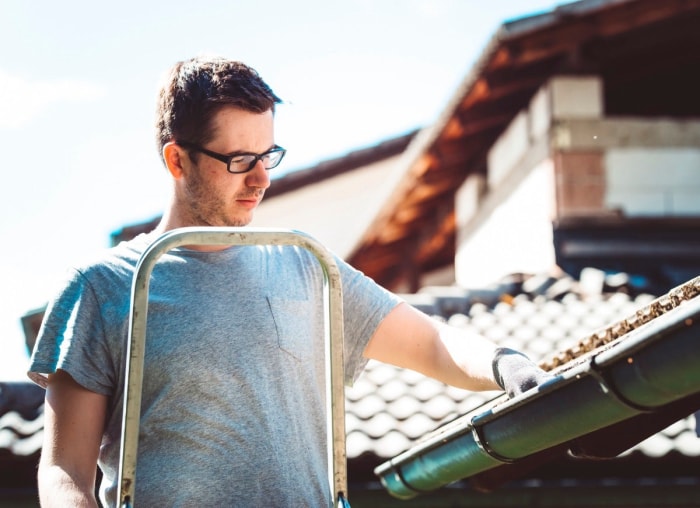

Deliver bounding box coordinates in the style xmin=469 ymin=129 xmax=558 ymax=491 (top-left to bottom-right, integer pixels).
xmin=37 ymin=461 xmax=99 ymax=508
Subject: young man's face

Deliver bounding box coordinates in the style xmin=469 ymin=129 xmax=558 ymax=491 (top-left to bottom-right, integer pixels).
xmin=178 ymin=105 xmax=275 ymax=227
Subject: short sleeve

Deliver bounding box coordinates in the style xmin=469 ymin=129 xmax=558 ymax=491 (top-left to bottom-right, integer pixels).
xmin=28 ymin=268 xmax=118 ymax=396
xmin=337 ymin=258 xmax=402 ymax=385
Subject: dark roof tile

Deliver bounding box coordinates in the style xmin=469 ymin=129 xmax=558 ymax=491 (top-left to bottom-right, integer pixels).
xmin=349 ymin=393 xmax=386 ymax=420
xmin=376 ymin=379 xmax=408 ymax=403
xmin=362 ymin=412 xmax=398 ymax=439
xmin=346 ymin=273 xmax=700 ymax=463
xmin=385 ymin=396 xmax=423 ymax=421
xmin=420 ymin=394 xmax=459 ymax=421
xmin=401 ymin=413 xmax=440 ymax=440
xmin=408 ymin=378 xmax=446 ymax=403
xmin=373 ymin=430 xmax=411 ymax=458
xmin=0 ymin=382 xmax=44 ymax=460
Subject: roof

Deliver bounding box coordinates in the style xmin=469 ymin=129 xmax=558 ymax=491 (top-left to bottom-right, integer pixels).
xmin=347 ymin=272 xmax=699 ymax=464
xmin=347 ymin=0 xmax=700 ymax=290
xmin=370 ymin=273 xmax=700 ymax=497
xmin=0 ymin=382 xmax=45 ymax=496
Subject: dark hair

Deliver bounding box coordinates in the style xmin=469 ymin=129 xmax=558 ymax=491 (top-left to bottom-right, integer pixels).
xmin=155 ymin=56 xmax=282 ymax=163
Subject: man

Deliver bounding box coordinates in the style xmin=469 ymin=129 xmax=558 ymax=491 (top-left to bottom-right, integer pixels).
xmin=28 ymin=56 xmax=550 ymax=507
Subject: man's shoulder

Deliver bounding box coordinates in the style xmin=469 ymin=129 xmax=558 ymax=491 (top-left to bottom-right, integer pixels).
xmin=72 ymin=232 xmax=153 ymax=281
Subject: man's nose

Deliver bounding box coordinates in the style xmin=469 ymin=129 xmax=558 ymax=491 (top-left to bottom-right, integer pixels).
xmin=246 ymin=159 xmax=271 ymax=189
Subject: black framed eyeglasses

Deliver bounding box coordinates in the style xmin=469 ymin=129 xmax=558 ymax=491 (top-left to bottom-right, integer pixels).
xmin=177 ymin=141 xmax=286 ymax=174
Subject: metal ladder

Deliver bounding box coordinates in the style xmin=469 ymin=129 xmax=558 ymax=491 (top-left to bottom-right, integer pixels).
xmin=116 ymin=227 xmax=350 ymax=507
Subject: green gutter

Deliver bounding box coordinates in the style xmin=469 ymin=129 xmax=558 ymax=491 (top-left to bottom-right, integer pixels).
xmin=375 ymin=293 xmax=700 ymax=499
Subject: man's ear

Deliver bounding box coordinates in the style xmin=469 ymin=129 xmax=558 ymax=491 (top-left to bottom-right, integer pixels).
xmin=163 ymin=142 xmax=186 ymax=179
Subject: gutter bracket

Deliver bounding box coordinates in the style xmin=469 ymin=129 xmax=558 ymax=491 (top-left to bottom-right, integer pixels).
xmin=588 ymin=355 xmax=655 ymax=413
xmin=388 ymin=461 xmax=433 ymax=495
xmin=471 ymin=416 xmax=517 ymax=463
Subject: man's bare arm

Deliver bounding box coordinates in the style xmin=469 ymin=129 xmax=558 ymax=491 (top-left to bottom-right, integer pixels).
xmin=364 ymin=302 xmax=551 ymax=395
xmin=364 ymin=302 xmax=501 ymax=391
xmin=39 ymin=369 xmax=108 ymax=508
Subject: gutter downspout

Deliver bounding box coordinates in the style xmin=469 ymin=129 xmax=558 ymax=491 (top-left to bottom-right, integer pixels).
xmin=375 ymin=293 xmax=700 ymax=499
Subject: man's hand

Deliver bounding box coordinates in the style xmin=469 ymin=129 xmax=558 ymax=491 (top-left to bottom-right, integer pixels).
xmin=492 ymin=347 xmax=553 ymax=398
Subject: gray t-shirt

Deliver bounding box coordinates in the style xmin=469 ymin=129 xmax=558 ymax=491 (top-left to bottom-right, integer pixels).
xmin=29 ymin=232 xmax=401 ymax=507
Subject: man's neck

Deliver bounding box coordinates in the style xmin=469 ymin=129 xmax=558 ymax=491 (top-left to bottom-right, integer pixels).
xmin=151 ymin=214 xmax=234 ymax=252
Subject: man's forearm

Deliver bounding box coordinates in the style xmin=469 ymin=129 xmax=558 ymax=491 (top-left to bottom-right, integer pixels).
xmin=438 ymin=324 xmax=552 ymax=395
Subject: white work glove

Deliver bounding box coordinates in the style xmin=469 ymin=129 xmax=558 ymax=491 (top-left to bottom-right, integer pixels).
xmin=492 ymin=347 xmax=552 ymax=398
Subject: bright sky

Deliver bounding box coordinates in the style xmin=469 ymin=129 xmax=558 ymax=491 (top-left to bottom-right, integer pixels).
xmin=0 ymin=0 xmax=567 ymax=380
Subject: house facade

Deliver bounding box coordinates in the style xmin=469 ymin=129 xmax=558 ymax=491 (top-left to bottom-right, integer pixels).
xmin=346 ymin=0 xmax=700 ymax=296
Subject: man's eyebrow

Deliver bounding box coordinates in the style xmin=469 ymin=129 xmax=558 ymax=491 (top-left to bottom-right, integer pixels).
xmin=225 ymin=144 xmax=276 ymax=156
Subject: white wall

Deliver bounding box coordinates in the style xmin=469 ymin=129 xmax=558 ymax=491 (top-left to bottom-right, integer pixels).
xmin=455 ymin=160 xmax=556 ymax=287
xmin=254 ymin=155 xmax=402 ymax=258
xmin=605 ymin=148 xmax=700 ymax=216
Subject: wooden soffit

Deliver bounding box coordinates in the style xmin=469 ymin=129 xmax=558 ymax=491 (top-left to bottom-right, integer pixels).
xmin=347 ymin=0 xmax=700 ymax=291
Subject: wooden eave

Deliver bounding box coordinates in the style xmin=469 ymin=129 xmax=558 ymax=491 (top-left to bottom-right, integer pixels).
xmin=347 ymin=0 xmax=700 ymax=290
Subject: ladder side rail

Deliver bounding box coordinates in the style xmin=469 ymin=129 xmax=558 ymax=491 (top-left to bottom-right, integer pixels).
xmin=116 ymin=227 xmax=347 ymax=507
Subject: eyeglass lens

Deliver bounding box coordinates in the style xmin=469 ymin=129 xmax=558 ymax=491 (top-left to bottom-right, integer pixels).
xmin=230 ymin=150 xmax=284 ymax=173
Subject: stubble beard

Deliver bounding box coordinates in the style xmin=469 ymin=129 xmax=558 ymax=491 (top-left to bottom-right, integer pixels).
xmin=184 ymin=169 xmax=263 ymax=228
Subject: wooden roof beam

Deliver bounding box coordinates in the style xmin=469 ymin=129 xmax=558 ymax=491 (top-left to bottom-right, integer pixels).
xmin=441 ymin=113 xmax=513 ymax=142
xmin=417 ymin=206 xmax=456 ymax=265
xmin=405 ymin=178 xmax=455 ymax=203
xmin=408 ymin=152 xmax=439 ymax=179
xmin=501 ymin=0 xmax=697 ymax=69
xmin=460 ymin=76 xmax=544 ymax=110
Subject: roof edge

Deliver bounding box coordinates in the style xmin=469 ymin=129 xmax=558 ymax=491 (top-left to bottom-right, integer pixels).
xmin=375 ymin=276 xmax=700 ymax=498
